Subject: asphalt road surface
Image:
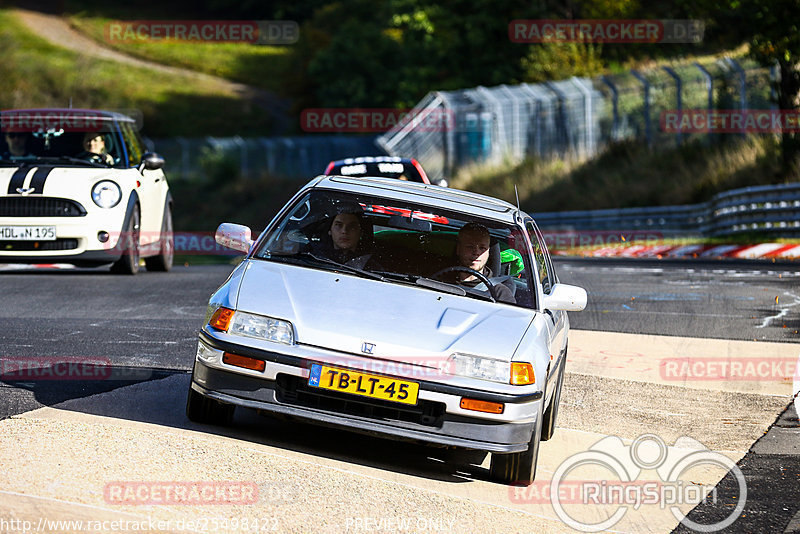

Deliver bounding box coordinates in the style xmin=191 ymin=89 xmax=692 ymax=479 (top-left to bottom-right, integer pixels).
xmin=0 ymin=259 xmax=798 ymax=533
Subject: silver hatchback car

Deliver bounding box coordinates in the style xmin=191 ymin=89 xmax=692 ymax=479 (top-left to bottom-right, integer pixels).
xmin=187 ymin=175 xmax=586 ymax=485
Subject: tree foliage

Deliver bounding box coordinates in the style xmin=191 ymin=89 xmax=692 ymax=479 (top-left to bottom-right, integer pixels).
xmin=689 ymin=0 xmax=800 ymax=174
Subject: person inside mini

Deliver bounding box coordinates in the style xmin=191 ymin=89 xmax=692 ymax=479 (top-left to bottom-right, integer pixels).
xmin=78 ymin=132 xmax=114 ymax=165
xmin=2 ymin=131 xmax=33 ymax=158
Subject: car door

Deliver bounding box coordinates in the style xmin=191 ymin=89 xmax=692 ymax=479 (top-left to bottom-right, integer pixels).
xmin=120 ymin=122 xmax=163 ymax=245
xmin=524 ymin=217 xmax=564 ymax=405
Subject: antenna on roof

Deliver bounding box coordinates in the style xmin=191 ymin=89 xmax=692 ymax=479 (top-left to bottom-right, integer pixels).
xmin=69 ymin=98 xmax=72 ymax=109
xmin=514 ymin=184 xmax=520 ymax=210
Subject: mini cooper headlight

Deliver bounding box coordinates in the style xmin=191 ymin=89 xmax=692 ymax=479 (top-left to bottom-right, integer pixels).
xmin=448 ymin=353 xmax=510 ymax=384
xmin=91 ymin=180 xmax=121 ymax=208
xmin=229 ymin=311 xmax=294 ymax=345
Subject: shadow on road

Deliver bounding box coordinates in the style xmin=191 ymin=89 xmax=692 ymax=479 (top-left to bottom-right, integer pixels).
xmin=23 ymin=369 xmax=493 ymax=485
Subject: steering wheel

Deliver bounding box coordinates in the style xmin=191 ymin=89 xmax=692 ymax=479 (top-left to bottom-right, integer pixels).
xmin=78 ymin=151 xmax=112 ymax=166
xmin=429 ymin=266 xmax=498 ymax=302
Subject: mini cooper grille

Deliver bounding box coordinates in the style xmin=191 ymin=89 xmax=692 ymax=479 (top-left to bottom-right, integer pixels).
xmin=0 ymin=197 xmax=86 ymax=217
xmin=0 ymin=239 xmax=79 ymax=251
xmin=275 ymin=374 xmax=445 ymax=427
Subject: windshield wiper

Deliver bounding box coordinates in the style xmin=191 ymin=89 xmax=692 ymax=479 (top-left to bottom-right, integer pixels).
xmin=372 ymin=271 xmax=469 ymax=297
xmin=268 ymin=251 xmax=386 ymax=281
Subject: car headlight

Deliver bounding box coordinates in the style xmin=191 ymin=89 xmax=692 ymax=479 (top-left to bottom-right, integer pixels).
xmin=448 ymin=353 xmax=510 ymax=383
xmin=92 ymin=180 xmax=121 ymax=208
xmin=228 ymin=311 xmax=294 ymax=345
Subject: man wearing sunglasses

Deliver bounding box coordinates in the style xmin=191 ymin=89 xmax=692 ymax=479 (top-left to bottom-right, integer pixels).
xmin=3 ymin=131 xmax=32 ymax=158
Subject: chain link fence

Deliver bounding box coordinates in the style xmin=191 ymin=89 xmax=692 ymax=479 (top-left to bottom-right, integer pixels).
xmin=147 ymin=135 xmax=384 ymax=181
xmin=377 ymin=58 xmax=776 ymax=184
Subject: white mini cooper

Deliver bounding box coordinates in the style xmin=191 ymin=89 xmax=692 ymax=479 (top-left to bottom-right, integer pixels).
xmin=187 ymin=175 xmax=586 ymax=485
xmin=0 ymin=109 xmax=172 ymax=273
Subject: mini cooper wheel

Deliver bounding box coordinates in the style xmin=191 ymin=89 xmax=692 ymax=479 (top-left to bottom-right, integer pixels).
xmin=186 ymin=387 xmax=234 ymax=425
xmin=144 ymin=205 xmax=174 ymax=272
xmin=110 ymin=204 xmax=140 ymax=275
xmin=490 ymin=401 xmax=543 ymax=485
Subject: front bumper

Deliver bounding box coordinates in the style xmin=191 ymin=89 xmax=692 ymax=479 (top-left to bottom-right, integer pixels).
xmin=0 ymin=213 xmax=126 ymax=263
xmin=191 ymin=332 xmax=543 ymax=453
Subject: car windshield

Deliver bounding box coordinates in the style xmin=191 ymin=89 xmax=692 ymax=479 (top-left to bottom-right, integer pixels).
xmin=254 ymin=188 xmax=536 ymax=308
xmin=0 ymin=112 xmax=125 ymax=168
xmin=331 ymin=161 xmax=424 ymax=182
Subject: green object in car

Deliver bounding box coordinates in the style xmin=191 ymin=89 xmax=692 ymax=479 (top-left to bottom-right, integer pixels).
xmin=500 ymin=248 xmax=525 ymax=276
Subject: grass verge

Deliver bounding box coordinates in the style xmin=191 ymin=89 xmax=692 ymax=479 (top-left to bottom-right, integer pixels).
xmin=66 ymin=14 xmax=293 ymax=95
xmin=453 ymin=135 xmax=789 ymax=213
xmin=0 ymin=9 xmax=273 ymax=137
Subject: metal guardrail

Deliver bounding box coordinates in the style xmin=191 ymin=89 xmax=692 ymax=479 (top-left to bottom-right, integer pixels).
xmin=533 ymin=182 xmax=800 ymax=237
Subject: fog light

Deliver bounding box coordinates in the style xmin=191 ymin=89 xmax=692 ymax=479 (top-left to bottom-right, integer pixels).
xmin=97 ymin=231 xmax=109 ymax=243
xmin=460 ymin=398 xmax=504 ymax=414
xmin=223 ymin=352 xmax=266 ymax=372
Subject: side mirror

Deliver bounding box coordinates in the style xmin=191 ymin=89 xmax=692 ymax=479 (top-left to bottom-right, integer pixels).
xmin=138 ymin=152 xmax=165 ymax=173
xmin=215 ymin=223 xmax=253 ymax=254
xmin=541 ymin=283 xmax=587 ymax=312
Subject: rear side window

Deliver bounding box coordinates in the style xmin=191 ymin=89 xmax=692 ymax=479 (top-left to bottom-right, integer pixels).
xmin=525 ymin=219 xmax=552 ymax=294
xmin=119 ymin=122 xmax=143 ymax=167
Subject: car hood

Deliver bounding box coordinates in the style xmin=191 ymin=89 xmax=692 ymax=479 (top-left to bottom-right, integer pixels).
xmin=234 ymin=259 xmax=534 ymax=361
xmin=0 ymin=165 xmax=119 ymax=197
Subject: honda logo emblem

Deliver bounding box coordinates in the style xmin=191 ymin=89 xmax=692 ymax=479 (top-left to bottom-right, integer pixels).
xmin=361 ymin=342 xmax=375 ymax=354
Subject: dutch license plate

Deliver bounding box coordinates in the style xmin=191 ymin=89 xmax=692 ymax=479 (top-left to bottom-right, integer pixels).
xmin=0 ymin=226 xmax=56 ymax=241
xmin=308 ymin=364 xmax=419 ymax=405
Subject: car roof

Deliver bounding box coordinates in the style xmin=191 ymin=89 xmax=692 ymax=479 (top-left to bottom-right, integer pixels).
xmin=0 ymin=108 xmax=137 ymax=123
xmin=310 ymin=175 xmax=521 ymax=222
xmin=329 ymin=156 xmax=413 ymax=165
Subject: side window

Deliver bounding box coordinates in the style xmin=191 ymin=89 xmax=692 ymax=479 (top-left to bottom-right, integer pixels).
xmin=119 ymin=122 xmax=143 ymax=167
xmin=533 ymin=222 xmax=557 ymax=285
xmin=525 ymin=219 xmax=552 ymax=294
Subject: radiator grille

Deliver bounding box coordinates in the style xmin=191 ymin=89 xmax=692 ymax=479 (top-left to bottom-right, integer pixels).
xmin=0 ymin=197 xmax=86 ymax=217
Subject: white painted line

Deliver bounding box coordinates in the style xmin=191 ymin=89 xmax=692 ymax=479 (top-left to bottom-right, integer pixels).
xmin=756 ymin=290 xmax=800 ymax=329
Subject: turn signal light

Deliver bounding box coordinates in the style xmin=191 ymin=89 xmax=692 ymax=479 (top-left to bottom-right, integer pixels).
xmin=222 ymin=352 xmax=266 ymax=372
xmin=209 ymin=307 xmax=235 ymax=331
xmin=510 ymin=362 xmax=535 ymax=385
xmin=460 ymin=398 xmax=504 ymax=414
